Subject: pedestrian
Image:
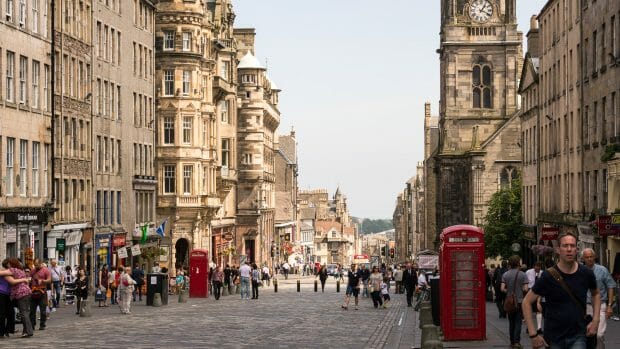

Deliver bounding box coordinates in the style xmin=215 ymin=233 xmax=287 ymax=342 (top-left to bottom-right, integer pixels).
xmin=369 ymin=266 xmax=384 ymax=309
xmin=380 ymin=279 xmax=391 ymax=308
xmin=64 ymin=266 xmax=75 ymax=305
xmin=48 ymin=259 xmax=64 ymax=309
xmin=494 ymin=260 xmax=508 ymax=318
xmin=402 ymin=262 xmax=418 ymax=307
xmin=359 ymin=264 xmax=370 ymax=298
xmin=523 ymin=232 xmax=600 ymax=349
xmin=212 ymin=266 xmax=224 ymax=300
xmin=582 ymin=248 xmax=616 ymax=349
xmin=262 ymin=265 xmax=271 ymax=287
xmin=1 ymin=259 xmax=20 ymax=338
xmin=282 ymin=262 xmax=290 ymax=280
xmin=224 ymin=264 xmax=232 ymax=289
xmin=119 ymin=267 xmax=136 ymax=314
xmin=525 ymin=261 xmax=543 ymax=333
xmin=109 ymin=267 xmax=120 ymax=305
xmin=75 ymin=268 xmax=89 ymax=315
xmin=239 ymin=262 xmax=251 ymax=300
xmin=29 ymin=258 xmax=51 ymax=330
xmin=251 ymin=263 xmax=261 ymax=300
xmin=131 ymin=265 xmax=145 ymax=302
xmin=97 ymin=264 xmax=109 ymax=307
xmin=394 ymin=265 xmax=403 ymax=294
xmin=338 ymin=264 xmax=345 ymax=282
xmin=317 ymin=265 xmax=328 ymax=292
xmin=341 ymin=264 xmax=361 ymax=310
xmin=501 ymin=255 xmax=529 ymax=349
xmin=1 ymin=258 xmax=33 ymax=337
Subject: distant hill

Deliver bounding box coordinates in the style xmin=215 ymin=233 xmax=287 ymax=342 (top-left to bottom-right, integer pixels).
xmin=351 ymin=217 xmax=394 ymax=234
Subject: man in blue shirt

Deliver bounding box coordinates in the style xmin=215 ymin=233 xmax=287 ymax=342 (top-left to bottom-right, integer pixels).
xmin=582 ymin=248 xmax=616 ymax=349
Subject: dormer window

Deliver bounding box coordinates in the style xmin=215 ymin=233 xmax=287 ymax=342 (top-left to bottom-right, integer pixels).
xmin=472 ymin=64 xmax=492 ymax=108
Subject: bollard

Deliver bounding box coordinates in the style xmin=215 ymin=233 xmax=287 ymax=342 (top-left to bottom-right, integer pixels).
xmin=153 ymin=293 xmax=162 ymax=307
xmin=79 ymin=299 xmax=92 ymax=317
xmin=422 ymin=340 xmax=443 ymax=349
xmin=235 ymin=285 xmax=240 ymax=294
xmin=314 ymin=280 xmax=318 ymax=292
xmin=274 ymin=279 xmax=278 ymax=293
xmin=229 ymin=284 xmax=234 ymax=295
xmin=178 ymin=289 xmax=188 ymax=303
xmin=222 ymin=285 xmax=229 ymax=297
xmin=419 ymin=304 xmax=433 ymax=328
xmin=297 ymin=280 xmax=301 ymax=292
xmin=421 ymin=324 xmax=440 ymax=345
xmin=336 ymin=280 xmax=340 ymax=293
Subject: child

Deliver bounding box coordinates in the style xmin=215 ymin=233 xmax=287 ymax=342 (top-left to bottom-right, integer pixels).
xmin=380 ymin=281 xmax=390 ymax=308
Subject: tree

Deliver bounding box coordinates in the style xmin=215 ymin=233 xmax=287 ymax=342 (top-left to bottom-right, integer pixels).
xmin=483 ymin=178 xmax=523 ymax=259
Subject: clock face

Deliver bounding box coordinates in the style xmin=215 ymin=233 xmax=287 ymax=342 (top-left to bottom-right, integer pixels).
xmin=469 ymin=0 xmax=493 ymax=23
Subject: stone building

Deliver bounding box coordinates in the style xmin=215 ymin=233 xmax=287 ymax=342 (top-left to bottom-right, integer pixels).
xmin=48 ymin=0 xmax=94 ymax=270
xmin=0 ymin=0 xmax=54 ymax=261
xmin=234 ymin=31 xmax=281 ymax=266
xmin=521 ymin=0 xmax=620 ymax=265
xmin=155 ymin=0 xmax=227 ymax=269
xmin=91 ymin=0 xmax=156 ymax=272
xmin=392 ymin=191 xmax=407 ymax=263
xmin=430 ymin=0 xmax=522 ymax=244
xmin=274 ymin=130 xmax=299 ymax=267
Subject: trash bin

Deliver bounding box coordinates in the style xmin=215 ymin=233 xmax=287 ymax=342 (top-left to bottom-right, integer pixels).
xmin=429 ymin=275 xmax=440 ymax=326
xmin=147 ymin=273 xmax=169 ymax=306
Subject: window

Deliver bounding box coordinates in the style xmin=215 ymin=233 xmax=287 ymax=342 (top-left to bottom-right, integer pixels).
xmin=183 ymin=165 xmax=192 ymax=195
xmin=19 ymin=140 xmax=27 ymax=196
xmin=96 ymin=136 xmax=101 ymax=171
xmin=182 ymin=70 xmax=190 ymax=96
xmin=6 ymin=51 xmax=14 ymax=102
xmin=32 ymin=142 xmax=39 ymax=196
xmin=103 ymin=191 xmax=108 ymax=225
xmin=43 ymin=64 xmax=49 ymax=110
xmin=42 ymin=0 xmax=47 ymax=37
xmin=43 ymin=144 xmax=48 ymax=196
xmin=241 ymin=74 xmax=256 ymax=84
xmin=499 ymin=166 xmax=519 ymax=189
xmin=110 ymin=189 xmax=115 ymax=224
xmin=18 ymin=0 xmax=25 ymax=28
xmin=164 ymin=165 xmax=175 ymax=194
xmin=32 ymin=0 xmax=38 ymax=33
xmin=182 ymin=117 xmax=192 ymax=144
xmin=221 ymin=138 xmax=230 ymax=168
xmin=612 ymin=16 xmax=617 ymax=61
xmin=96 ymin=191 xmax=101 ymax=224
xmin=6 ymin=0 xmax=14 ymax=22
xmin=219 ymin=100 xmax=228 ymax=123
xmin=182 ymin=32 xmax=191 ymax=51
xmin=164 ymin=31 xmax=174 ymax=50
xmin=32 ymin=60 xmax=39 ymax=108
xmin=164 ymin=117 xmax=174 ymax=144
xmin=117 ymin=191 xmax=121 ymax=224
xmin=220 ymin=60 xmax=229 ymax=80
xmin=243 ymin=153 xmax=253 ymax=165
xmin=6 ymin=138 xmax=14 ymax=196
xmin=19 ymin=56 xmax=27 ymax=104
xmin=472 ymin=64 xmax=492 ymax=108
xmin=164 ymin=70 xmax=174 ymax=96
xmin=104 ymin=25 xmax=109 ymax=60
xmin=613 ymin=92 xmax=618 ymax=137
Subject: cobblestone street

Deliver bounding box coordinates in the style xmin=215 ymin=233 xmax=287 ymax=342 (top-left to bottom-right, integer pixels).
xmin=3 ymin=276 xmax=416 ymax=349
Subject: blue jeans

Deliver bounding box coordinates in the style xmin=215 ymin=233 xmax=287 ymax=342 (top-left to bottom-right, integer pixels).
xmin=507 ymin=304 xmax=523 ymax=345
xmin=240 ymin=277 xmax=250 ymax=299
xmin=548 ymin=334 xmax=586 ymax=349
xmin=52 ymin=281 xmax=61 ymax=307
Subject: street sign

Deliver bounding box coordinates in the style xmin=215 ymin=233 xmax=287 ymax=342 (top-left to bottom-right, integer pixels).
xmin=56 ymin=238 xmax=66 ymax=252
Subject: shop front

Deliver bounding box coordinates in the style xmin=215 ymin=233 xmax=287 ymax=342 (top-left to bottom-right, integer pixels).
xmin=2 ymin=211 xmax=48 ymax=261
xmin=212 ymin=226 xmax=235 ymax=267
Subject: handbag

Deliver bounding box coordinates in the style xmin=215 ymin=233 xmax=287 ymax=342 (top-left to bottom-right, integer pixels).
xmin=547 ymin=267 xmax=597 ymax=349
xmin=503 ymin=270 xmax=520 ymax=314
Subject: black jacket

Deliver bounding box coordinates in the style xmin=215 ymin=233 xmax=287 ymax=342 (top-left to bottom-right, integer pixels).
xmin=402 ymin=268 xmax=418 ymax=289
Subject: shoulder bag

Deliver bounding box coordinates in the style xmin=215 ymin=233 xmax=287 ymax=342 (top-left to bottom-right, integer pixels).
xmin=503 ymin=270 xmax=520 ymax=314
xmin=547 ymin=266 xmax=596 ymax=349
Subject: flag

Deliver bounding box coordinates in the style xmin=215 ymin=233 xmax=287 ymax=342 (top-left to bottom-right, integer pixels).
xmin=141 ymin=224 xmax=148 ymax=243
xmin=156 ymin=218 xmax=168 ymax=238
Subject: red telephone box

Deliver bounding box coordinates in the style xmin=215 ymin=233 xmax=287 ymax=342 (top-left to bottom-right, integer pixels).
xmin=439 ymin=225 xmax=485 ymax=341
xmin=189 ymin=249 xmax=209 ymax=298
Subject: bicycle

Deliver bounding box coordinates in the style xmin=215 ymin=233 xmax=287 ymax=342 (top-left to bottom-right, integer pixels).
xmin=414 ymin=286 xmax=430 ymax=311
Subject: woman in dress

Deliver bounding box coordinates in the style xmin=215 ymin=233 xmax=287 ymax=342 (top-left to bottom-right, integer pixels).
xmin=0 ymin=258 xmax=33 ymax=337
xmin=75 ymin=268 xmax=89 ymax=315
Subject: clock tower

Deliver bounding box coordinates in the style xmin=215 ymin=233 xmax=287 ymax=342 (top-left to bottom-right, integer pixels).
xmin=430 ymin=0 xmax=522 ymax=240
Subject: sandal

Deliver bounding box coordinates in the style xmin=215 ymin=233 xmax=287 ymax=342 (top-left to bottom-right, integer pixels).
xmin=341 ymin=305 xmax=348 ymax=310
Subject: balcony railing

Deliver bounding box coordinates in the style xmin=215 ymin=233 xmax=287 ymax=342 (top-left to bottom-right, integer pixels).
xmin=177 ymin=196 xmax=200 ymax=207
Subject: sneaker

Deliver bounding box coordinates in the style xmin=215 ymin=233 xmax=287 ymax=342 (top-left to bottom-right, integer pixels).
xmin=611 ymin=315 xmax=620 ymax=321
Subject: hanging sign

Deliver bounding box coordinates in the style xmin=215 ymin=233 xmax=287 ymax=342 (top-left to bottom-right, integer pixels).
xmin=117 ymin=247 xmax=129 ymax=259
xmin=131 ymin=244 xmax=141 ymax=256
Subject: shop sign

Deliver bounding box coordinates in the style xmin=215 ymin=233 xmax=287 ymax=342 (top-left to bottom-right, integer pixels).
xmin=117 ymin=247 xmax=129 ymax=259
xmin=113 ymin=234 xmax=126 ymax=247
xmin=541 ymin=227 xmax=559 ymax=240
xmin=5 ymin=226 xmax=17 ymax=243
xmin=66 ymin=231 xmax=82 ymax=246
xmin=4 ymin=212 xmax=46 ymax=224
xmin=56 ymin=238 xmax=66 ymax=252
xmin=598 ymin=215 xmax=620 ymax=236
xmin=131 ymin=244 xmax=141 ymax=256
xmin=612 ymin=214 xmax=620 ymax=227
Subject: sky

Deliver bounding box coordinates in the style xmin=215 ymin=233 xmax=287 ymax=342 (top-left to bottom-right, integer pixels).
xmin=233 ymin=0 xmax=546 ymax=219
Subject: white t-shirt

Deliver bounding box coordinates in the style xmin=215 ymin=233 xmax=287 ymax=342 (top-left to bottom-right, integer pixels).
xmin=525 ymin=268 xmax=541 ymax=289
xmin=380 ymin=282 xmax=389 ymax=295
xmin=418 ymin=274 xmax=427 ymax=286
xmin=239 ymin=264 xmax=251 ymax=278
xmin=262 ymin=266 xmax=270 ymax=276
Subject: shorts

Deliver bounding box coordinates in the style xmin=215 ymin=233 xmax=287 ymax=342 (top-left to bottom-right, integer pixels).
xmin=346 ymin=285 xmax=360 ymax=297
xmin=382 ymin=294 xmax=391 ymax=301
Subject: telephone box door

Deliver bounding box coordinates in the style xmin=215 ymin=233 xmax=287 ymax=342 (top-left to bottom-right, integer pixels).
xmin=189 ymin=249 xmax=209 ymax=298
xmin=440 ymin=225 xmax=485 ymax=341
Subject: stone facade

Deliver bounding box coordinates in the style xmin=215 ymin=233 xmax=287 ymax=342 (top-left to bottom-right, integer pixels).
xmin=274 ymin=130 xmax=299 ymax=267
xmin=0 ymin=0 xmax=54 ymax=261
xmin=431 ymin=0 xmax=522 ymax=242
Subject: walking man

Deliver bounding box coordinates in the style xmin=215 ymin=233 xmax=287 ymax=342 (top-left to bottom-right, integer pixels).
xmin=501 ymin=255 xmax=529 ymax=349
xmin=239 ymin=262 xmax=251 ymax=300
xmin=49 ymin=259 xmax=64 ymax=309
xmin=523 ymin=232 xmax=600 ymax=349
xmin=342 ymin=264 xmax=361 ymax=310
xmin=359 ymin=264 xmax=370 ymax=298
xmin=582 ymin=248 xmax=616 ymax=349
xmin=402 ymin=262 xmax=418 ymax=307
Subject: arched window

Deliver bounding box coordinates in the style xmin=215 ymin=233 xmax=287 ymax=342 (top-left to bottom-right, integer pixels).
xmin=472 ymin=63 xmax=493 ymax=108
xmin=499 ymin=166 xmax=519 ymax=189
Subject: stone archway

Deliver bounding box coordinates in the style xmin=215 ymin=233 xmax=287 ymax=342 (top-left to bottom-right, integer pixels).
xmin=175 ymin=238 xmax=190 ymax=270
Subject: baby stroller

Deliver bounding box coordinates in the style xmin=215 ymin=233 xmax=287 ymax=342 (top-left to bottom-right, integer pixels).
xmin=64 ymin=281 xmax=76 ymax=305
